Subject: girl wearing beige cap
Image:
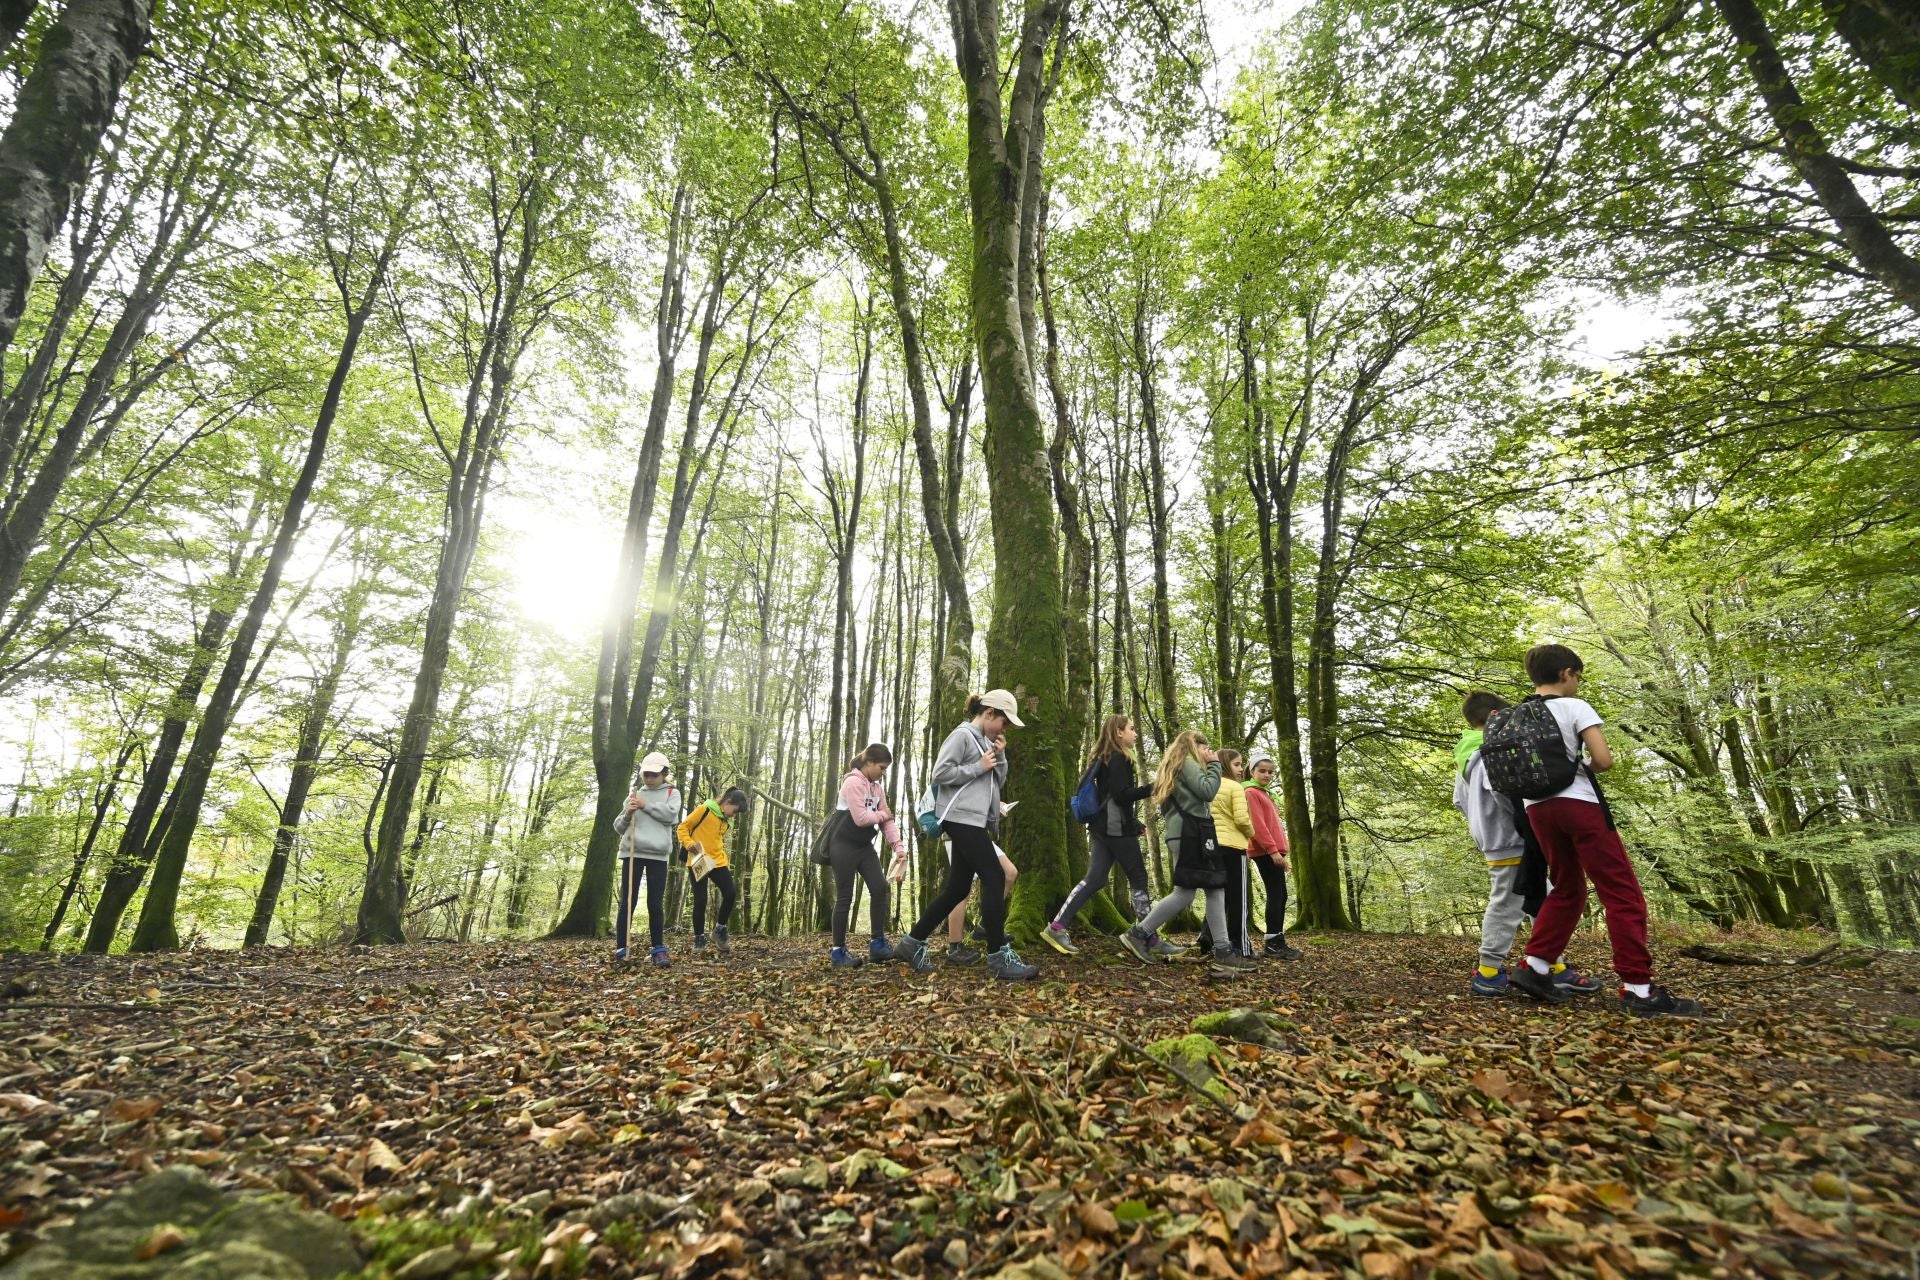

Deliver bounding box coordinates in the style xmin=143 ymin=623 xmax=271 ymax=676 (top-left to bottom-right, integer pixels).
xmin=612 ymin=751 xmax=680 ymax=966
xmin=893 ymin=690 xmax=1039 ymax=981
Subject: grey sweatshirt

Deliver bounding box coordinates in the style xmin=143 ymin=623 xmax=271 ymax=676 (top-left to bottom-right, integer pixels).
xmin=613 ymin=782 xmax=682 ymax=860
xmin=929 ymin=720 xmax=1009 ymax=832
xmin=1451 ymin=750 xmax=1524 ymax=862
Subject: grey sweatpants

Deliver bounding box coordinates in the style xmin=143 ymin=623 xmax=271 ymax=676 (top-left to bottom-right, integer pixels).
xmin=1137 ymin=885 xmax=1228 ymax=943
xmin=1480 ymin=862 xmax=1528 ymax=970
xmin=1480 ymin=862 xmax=1563 ymax=970
xmin=1055 ymin=832 xmax=1152 ymax=927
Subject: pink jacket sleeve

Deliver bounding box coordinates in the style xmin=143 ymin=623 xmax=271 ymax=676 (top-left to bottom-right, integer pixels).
xmin=841 ymin=774 xmax=904 ymax=851
xmin=1246 ymin=786 xmax=1289 ymax=856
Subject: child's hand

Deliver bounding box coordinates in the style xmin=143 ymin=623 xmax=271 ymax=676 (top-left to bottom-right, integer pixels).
xmin=626 ymin=793 xmax=641 ymax=813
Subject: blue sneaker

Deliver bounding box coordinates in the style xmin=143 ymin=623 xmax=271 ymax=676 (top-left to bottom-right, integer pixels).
xmin=830 ymin=946 xmax=864 ymax=969
xmin=869 ymin=936 xmax=895 ymax=963
xmin=1552 ymin=965 xmax=1602 ymax=995
xmin=651 ymin=946 xmax=670 ymax=968
xmin=1470 ymin=966 xmax=1510 ymax=997
xmin=612 ymin=946 xmax=628 ymax=962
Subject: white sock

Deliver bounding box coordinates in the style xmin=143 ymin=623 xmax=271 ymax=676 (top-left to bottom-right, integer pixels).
xmin=1623 ymin=982 xmax=1652 ymax=999
xmin=1526 ymin=955 xmax=1552 ymax=975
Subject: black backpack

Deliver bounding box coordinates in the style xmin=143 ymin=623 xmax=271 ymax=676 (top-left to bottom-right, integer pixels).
xmin=1480 ymin=696 xmax=1579 ymax=800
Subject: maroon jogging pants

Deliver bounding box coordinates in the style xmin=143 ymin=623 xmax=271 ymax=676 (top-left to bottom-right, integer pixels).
xmin=1523 ymin=797 xmax=1653 ymax=985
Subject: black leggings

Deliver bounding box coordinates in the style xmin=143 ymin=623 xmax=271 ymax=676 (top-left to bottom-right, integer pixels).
xmin=617 ymin=858 xmax=667 ymax=951
xmin=691 ymin=866 xmax=736 ymax=937
xmin=1253 ymin=855 xmax=1290 ymax=938
xmin=830 ymin=837 xmax=891 ymax=948
xmin=911 ymin=822 xmax=1006 ymax=950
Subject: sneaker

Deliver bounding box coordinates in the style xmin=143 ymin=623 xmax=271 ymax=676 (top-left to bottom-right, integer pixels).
xmin=651 ymin=946 xmax=670 ymax=968
xmin=693 ymin=934 xmax=709 ymax=955
xmin=1148 ymin=934 xmax=1183 ymax=958
xmin=1470 ymin=966 xmax=1510 ymax=997
xmin=612 ymin=946 xmax=628 ymax=962
xmin=893 ymin=935 xmax=935 ymax=975
xmin=1552 ymin=965 xmax=1602 ymax=995
xmin=715 ymin=926 xmax=731 ymax=957
xmin=1262 ymin=937 xmax=1303 ymax=960
xmin=869 ymin=936 xmax=895 ymax=963
xmin=830 ymin=946 xmax=864 ymax=969
xmin=1120 ymin=926 xmax=1156 ymax=965
xmin=1041 ymin=922 xmax=1080 ymax=956
xmin=986 ymin=944 xmax=1039 ymax=981
xmin=1620 ymin=985 xmax=1707 ymax=1019
xmin=1209 ymin=946 xmax=1255 ymax=976
xmin=1509 ymin=964 xmax=1573 ymax=1004
xmin=943 ymin=942 xmax=981 ymax=966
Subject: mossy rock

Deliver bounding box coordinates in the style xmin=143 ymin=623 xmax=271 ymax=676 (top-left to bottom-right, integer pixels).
xmin=1145 ymin=1033 xmax=1230 ymax=1100
xmin=0 ymin=1167 xmax=358 ymax=1280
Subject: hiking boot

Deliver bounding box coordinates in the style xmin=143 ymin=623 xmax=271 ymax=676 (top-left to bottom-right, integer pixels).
xmin=986 ymin=944 xmax=1039 ymax=981
xmin=693 ymin=934 xmax=709 ymax=956
xmin=715 ymin=926 xmax=731 ymax=958
xmin=1620 ymin=985 xmax=1708 ymax=1019
xmin=892 ymin=936 xmax=935 ymax=974
xmin=1470 ymin=966 xmax=1510 ymax=997
xmin=650 ymin=946 xmax=670 ymax=969
xmin=944 ymin=942 xmax=981 ymax=966
xmin=868 ymin=936 xmax=895 ymax=963
xmin=1041 ymin=922 xmax=1080 ymax=955
xmin=1148 ymin=933 xmax=1183 ymax=958
xmin=1552 ymin=965 xmax=1602 ymax=995
xmin=1262 ymin=937 xmax=1303 ymax=960
xmin=830 ymin=946 xmax=864 ymax=969
xmin=1510 ymin=964 xmax=1573 ymax=1004
xmin=1209 ymin=946 xmax=1255 ymax=976
xmin=1120 ymin=926 xmax=1157 ymax=965
xmin=612 ymin=946 xmax=629 ymax=962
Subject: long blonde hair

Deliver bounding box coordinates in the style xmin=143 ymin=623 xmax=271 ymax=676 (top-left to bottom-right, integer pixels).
xmin=1089 ymin=714 xmax=1133 ymax=768
xmin=1152 ymin=730 xmax=1209 ymax=810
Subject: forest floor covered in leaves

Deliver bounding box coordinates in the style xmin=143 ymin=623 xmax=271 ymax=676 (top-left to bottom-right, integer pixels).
xmin=2 ymin=928 xmax=1918 ymax=1279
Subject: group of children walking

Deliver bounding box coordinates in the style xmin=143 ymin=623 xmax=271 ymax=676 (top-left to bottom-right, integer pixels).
xmin=614 ymin=644 xmax=1706 ymax=1019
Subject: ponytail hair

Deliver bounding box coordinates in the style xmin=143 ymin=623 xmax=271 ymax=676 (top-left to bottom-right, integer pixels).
xmin=850 ymin=743 xmax=893 ymax=773
xmin=964 ymin=694 xmax=988 ymax=717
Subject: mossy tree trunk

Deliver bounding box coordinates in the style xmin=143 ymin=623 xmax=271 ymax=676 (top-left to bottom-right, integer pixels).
xmin=948 ymin=0 xmax=1072 ymax=944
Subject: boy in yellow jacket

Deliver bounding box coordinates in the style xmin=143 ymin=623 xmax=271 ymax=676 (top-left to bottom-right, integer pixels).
xmin=677 ymin=787 xmax=747 ymax=956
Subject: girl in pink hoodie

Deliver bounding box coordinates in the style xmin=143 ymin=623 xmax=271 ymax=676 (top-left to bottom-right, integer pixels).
xmin=829 ymin=743 xmax=909 ymax=967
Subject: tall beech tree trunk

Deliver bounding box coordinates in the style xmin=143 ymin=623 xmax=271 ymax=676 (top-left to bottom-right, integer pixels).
xmin=244 ymin=565 xmax=371 ymax=947
xmin=132 ymin=221 xmax=401 ymax=952
xmin=82 ymin=482 xmax=272 ymax=951
xmin=0 ymin=0 xmax=151 ymax=357
xmin=948 ymin=0 xmax=1072 ymax=943
xmin=357 ymin=153 xmax=554 ymax=945
xmin=41 ymin=739 xmax=135 ymax=949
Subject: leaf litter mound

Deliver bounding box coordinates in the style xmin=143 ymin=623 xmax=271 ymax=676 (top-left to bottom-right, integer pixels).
xmin=1 ymin=930 xmax=1916 ymax=1279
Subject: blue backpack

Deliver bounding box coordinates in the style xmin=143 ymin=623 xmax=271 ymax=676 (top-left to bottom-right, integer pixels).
xmin=1069 ymin=760 xmax=1102 ymax=824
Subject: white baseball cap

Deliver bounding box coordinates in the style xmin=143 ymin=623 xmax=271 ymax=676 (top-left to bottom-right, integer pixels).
xmin=977 ymin=689 xmax=1025 ymax=727
xmin=639 ymin=751 xmax=671 ymax=775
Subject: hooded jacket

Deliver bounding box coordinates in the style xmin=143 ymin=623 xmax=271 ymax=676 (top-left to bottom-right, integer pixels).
xmin=677 ymin=801 xmax=733 ymax=870
xmin=929 ymin=721 xmax=1009 ymax=832
xmin=1244 ymin=782 xmax=1289 ymax=858
xmin=1211 ymin=775 xmax=1255 ymax=852
xmin=839 ymin=770 xmax=905 ymax=854
xmin=613 ymin=782 xmax=681 ymax=860
xmin=1452 ymin=746 xmax=1524 ymax=863
xmin=1159 ymin=758 xmax=1222 ymax=848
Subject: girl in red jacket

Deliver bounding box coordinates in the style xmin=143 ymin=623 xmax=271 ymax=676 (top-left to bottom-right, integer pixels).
xmin=1245 ymin=751 xmax=1300 ymax=959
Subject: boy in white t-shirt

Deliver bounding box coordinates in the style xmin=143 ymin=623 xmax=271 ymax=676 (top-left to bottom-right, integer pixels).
xmin=1505 ymin=645 xmax=1703 ymax=1017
